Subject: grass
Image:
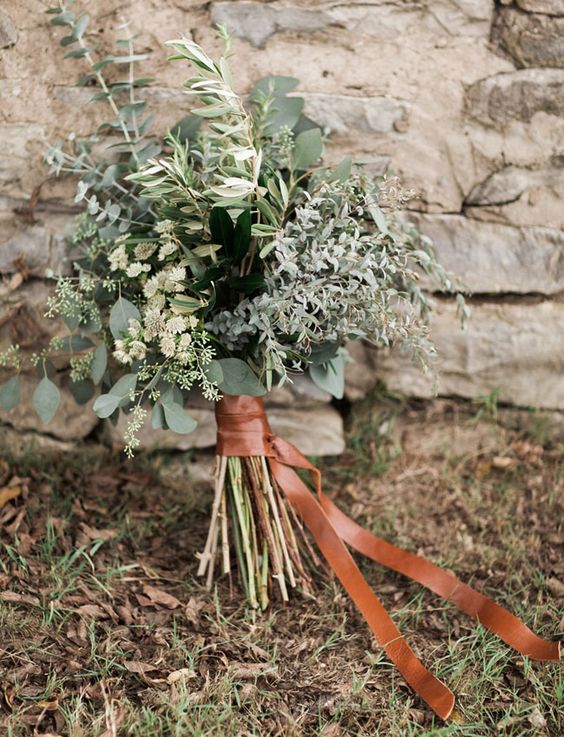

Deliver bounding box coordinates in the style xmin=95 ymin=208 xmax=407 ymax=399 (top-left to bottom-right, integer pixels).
xmin=0 ymin=396 xmax=562 ymax=736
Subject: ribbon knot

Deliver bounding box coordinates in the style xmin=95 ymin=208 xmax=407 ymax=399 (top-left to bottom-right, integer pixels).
xmin=214 ymin=394 xmax=560 ymax=720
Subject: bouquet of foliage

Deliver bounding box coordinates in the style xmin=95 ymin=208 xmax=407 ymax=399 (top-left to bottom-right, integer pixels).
xmin=3 ymin=9 xmax=459 ymax=601
xmin=1 ymin=6 xmax=558 ymax=720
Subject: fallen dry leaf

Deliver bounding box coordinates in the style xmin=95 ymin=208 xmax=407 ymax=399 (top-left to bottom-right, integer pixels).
xmin=546 ymin=577 xmax=564 ymax=598
xmin=76 ymin=523 xmax=118 ymax=545
xmin=492 ymin=456 xmax=517 ymax=470
xmin=320 ymin=724 xmax=342 ymax=737
xmin=75 ymin=604 xmax=111 ymax=619
xmin=0 ymin=591 xmax=40 ymax=607
xmin=167 ymin=668 xmax=195 ymax=685
xmin=142 ymin=584 xmax=182 ymax=609
xmin=124 ymin=660 xmax=159 ymax=675
xmin=3 ymin=684 xmax=16 ymax=711
xmin=37 ymin=697 xmax=59 ymax=711
xmin=230 ymin=662 xmax=278 ymax=679
xmin=0 ymin=485 xmax=22 ymax=509
xmin=184 ymin=596 xmax=205 ymax=625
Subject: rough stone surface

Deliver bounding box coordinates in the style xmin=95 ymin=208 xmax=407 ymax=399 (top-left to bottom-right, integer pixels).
xmin=0 ymin=211 xmax=73 ymax=276
xmin=328 ymin=0 xmax=493 ymax=39
xmin=302 ymin=93 xmax=409 ymax=136
xmin=465 ymin=164 xmax=564 ymax=229
xmin=493 ymin=7 xmax=564 ymax=67
xmin=211 ymin=3 xmax=333 ymax=48
xmin=373 ymin=300 xmax=564 ymax=410
xmin=344 ymin=341 xmax=380 ymax=402
xmin=0 ymin=423 xmax=75 ymax=455
xmin=409 ymin=214 xmax=564 ymax=293
xmin=466 ymin=69 xmax=564 ymax=125
xmin=0 ymin=10 xmax=17 ymax=49
xmin=1 ymin=0 xmax=564 ymax=443
xmin=516 ymin=0 xmax=564 ymax=14
xmin=0 ymin=280 xmax=63 ymax=355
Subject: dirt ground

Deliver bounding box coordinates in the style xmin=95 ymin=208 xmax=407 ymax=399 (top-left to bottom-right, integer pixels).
xmin=0 ymin=394 xmax=562 ymax=736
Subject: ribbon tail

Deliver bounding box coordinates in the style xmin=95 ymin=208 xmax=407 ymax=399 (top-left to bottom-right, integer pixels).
xmin=269 ymin=458 xmax=456 ymax=721
xmin=319 ymin=493 xmax=561 ymax=662
xmin=268 ymin=435 xmax=560 ymax=663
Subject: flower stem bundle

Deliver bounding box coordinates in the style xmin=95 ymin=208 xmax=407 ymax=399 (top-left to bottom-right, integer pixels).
xmin=198 ymin=453 xmax=319 ymax=608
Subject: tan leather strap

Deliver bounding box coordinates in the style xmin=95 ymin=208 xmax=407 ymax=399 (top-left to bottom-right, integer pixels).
xmin=214 ymin=395 xmax=560 ymax=719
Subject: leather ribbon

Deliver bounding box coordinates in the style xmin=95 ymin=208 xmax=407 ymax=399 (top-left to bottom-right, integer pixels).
xmin=215 ymin=395 xmax=560 ymax=720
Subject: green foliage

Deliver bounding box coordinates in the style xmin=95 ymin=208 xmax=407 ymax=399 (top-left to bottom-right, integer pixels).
xmin=310 ymin=353 xmax=346 ymax=400
xmin=207 ymin=359 xmax=266 ymax=397
xmin=4 ymin=8 xmax=464 ymax=453
xmin=109 ymin=298 xmax=141 ymax=339
xmin=0 ymin=376 xmax=20 ymax=412
xmin=33 ymin=376 xmax=61 ymax=424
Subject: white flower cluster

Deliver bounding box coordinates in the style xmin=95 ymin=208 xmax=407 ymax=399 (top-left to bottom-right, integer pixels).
xmin=104 ymin=218 xmax=219 ymax=403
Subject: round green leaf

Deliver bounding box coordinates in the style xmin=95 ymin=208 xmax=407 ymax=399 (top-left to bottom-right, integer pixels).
xmin=109 ymin=298 xmax=141 ymax=339
xmin=0 ymin=376 xmax=20 ymax=412
xmin=309 ymin=354 xmax=345 ymax=400
xmin=162 ymin=403 xmax=197 ymax=434
xmin=33 ymin=377 xmax=61 ymax=424
xmin=93 ymin=393 xmax=120 ymax=418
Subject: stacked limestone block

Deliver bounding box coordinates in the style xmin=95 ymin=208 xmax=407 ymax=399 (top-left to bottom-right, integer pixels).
xmin=1 ymin=1 xmax=563 ymax=453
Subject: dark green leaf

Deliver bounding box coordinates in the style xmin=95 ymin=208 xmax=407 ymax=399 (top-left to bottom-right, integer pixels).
xmin=101 ymin=163 xmax=128 ymax=187
xmin=265 ymin=96 xmax=303 ymax=135
xmin=333 ymin=157 xmax=353 ymax=182
xmin=78 ymin=73 xmax=96 ymax=87
xmin=192 ymin=264 xmax=224 ymax=291
xmin=292 ymin=114 xmax=321 ymax=135
xmin=109 ymin=373 xmax=137 ymax=405
xmin=309 ymin=341 xmax=340 ymax=366
xmin=0 ymin=377 xmax=20 ymax=412
xmin=230 ymin=273 xmax=266 ymax=294
xmin=255 ymin=199 xmax=279 ymax=227
xmin=151 ymin=401 xmax=164 ymax=430
xmin=36 ymin=359 xmax=56 ymax=379
xmin=209 ymin=207 xmax=234 ymax=254
xmin=33 ymin=377 xmax=60 ymax=424
xmin=64 ymin=48 xmax=89 ymax=59
xmin=51 ymin=11 xmax=75 ymax=26
xmin=233 ymin=209 xmax=252 ymax=264
xmin=69 ymin=379 xmax=95 ymax=405
xmin=60 ymin=335 xmax=94 ymax=352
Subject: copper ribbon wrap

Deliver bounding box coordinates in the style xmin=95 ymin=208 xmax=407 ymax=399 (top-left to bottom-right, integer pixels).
xmin=215 ymin=395 xmax=560 ymax=720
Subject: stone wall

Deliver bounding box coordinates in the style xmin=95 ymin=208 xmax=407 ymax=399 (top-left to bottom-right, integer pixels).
xmin=1 ymin=0 xmax=563 ymax=453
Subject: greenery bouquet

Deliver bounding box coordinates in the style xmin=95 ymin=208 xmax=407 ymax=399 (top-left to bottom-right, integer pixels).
xmin=1 ymin=6 xmax=558 ymax=720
